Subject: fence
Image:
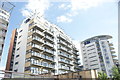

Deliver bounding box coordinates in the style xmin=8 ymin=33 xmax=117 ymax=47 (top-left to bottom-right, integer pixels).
xmin=0 ymin=70 xmax=98 ymax=80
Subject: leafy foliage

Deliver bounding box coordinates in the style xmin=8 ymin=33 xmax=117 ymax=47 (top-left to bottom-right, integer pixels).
xmin=112 ymin=66 xmax=120 ymax=80
xmin=98 ymin=72 xmax=108 ymax=80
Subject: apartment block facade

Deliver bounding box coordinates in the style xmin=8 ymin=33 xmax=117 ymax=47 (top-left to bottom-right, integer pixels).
xmin=0 ymin=2 xmax=14 ymax=61
xmin=81 ymin=35 xmax=117 ymax=77
xmin=6 ymin=15 xmax=80 ymax=77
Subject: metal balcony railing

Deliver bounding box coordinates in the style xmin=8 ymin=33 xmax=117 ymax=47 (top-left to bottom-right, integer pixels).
xmin=44 ymin=42 xmax=53 ymax=47
xmin=45 ymin=36 xmax=54 ymax=41
xmin=31 ymin=61 xmax=55 ymax=68
xmin=59 ymin=66 xmax=70 ymax=70
xmin=33 ymin=30 xmax=44 ymax=36
xmin=31 ymin=52 xmax=54 ymax=61
xmin=32 ymin=44 xmax=43 ymax=50
xmin=33 ymin=37 xmax=44 ymax=43
xmin=58 ymin=53 xmax=71 ymax=58
xmin=44 ymin=49 xmax=54 ymax=55
xmin=59 ymin=59 xmax=72 ymax=65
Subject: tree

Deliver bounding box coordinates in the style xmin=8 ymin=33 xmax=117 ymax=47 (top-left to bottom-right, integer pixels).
xmin=112 ymin=66 xmax=120 ymax=80
xmin=98 ymin=72 xmax=108 ymax=80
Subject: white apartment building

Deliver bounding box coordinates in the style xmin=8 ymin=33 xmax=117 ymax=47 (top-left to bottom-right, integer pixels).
xmin=81 ymin=35 xmax=117 ymax=77
xmin=0 ymin=2 xmax=14 ymax=61
xmin=6 ymin=15 xmax=80 ymax=78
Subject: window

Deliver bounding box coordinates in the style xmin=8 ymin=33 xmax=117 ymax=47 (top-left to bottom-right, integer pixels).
xmin=89 ymin=56 xmax=96 ymax=59
xmin=25 ymin=58 xmax=31 ymax=62
xmin=17 ymin=47 xmax=20 ymax=51
xmin=106 ymin=61 xmax=110 ymax=64
xmin=90 ymin=60 xmax=97 ymax=62
xmin=18 ymin=41 xmax=21 ymax=44
xmin=87 ymin=44 xmax=94 ymax=48
xmin=101 ymin=41 xmax=104 ymax=44
xmin=19 ymin=30 xmax=23 ymax=33
xmin=19 ymin=35 xmax=22 ymax=38
xmin=104 ymin=49 xmax=107 ymax=52
xmin=24 ymin=18 xmax=30 ymax=23
xmin=25 ymin=67 xmax=30 ymax=71
xmin=15 ymin=62 xmax=19 ymax=65
xmin=106 ymin=57 xmax=109 ymax=60
xmin=16 ymin=55 xmax=19 ymax=58
xmin=14 ymin=69 xmax=18 ymax=72
xmin=90 ymin=64 xmax=98 ymax=66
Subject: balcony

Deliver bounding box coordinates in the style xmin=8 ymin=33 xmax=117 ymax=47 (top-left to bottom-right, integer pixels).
xmin=0 ymin=32 xmax=6 ymax=37
xmin=76 ymin=57 xmax=80 ymax=60
xmin=41 ymin=62 xmax=55 ymax=69
xmin=45 ymin=30 xmax=54 ymax=36
xmin=33 ymin=30 xmax=44 ymax=37
xmin=44 ymin=49 xmax=54 ymax=55
xmin=31 ymin=53 xmax=54 ymax=62
xmin=73 ymin=62 xmax=79 ymax=65
xmin=58 ymin=40 xmax=67 ymax=46
xmin=58 ymin=46 xmax=67 ymax=52
xmin=111 ymin=51 xmax=115 ymax=54
xmin=110 ymin=47 xmax=114 ymax=50
xmin=32 ymin=44 xmax=43 ymax=51
xmin=59 ymin=34 xmax=71 ymax=44
xmin=45 ymin=56 xmax=54 ymax=62
xmin=29 ymin=22 xmax=45 ymax=31
xmin=0 ymin=23 xmax=7 ymax=30
xmin=32 ymin=37 xmax=44 ymax=44
xmin=59 ymin=67 xmax=70 ymax=71
xmin=58 ymin=35 xmax=66 ymax=41
xmin=112 ymin=55 xmax=117 ymax=58
xmin=45 ymin=36 xmax=54 ymax=42
xmin=113 ymin=59 xmax=118 ymax=62
xmin=59 ymin=60 xmax=73 ymax=65
xmin=109 ymin=43 xmax=113 ymax=46
xmin=32 ymin=52 xmax=42 ymax=58
xmin=73 ymin=52 xmax=79 ymax=56
xmin=58 ymin=53 xmax=72 ymax=59
xmin=74 ymin=66 xmax=80 ymax=69
xmin=31 ymin=61 xmax=55 ymax=69
xmin=44 ymin=42 xmax=54 ymax=48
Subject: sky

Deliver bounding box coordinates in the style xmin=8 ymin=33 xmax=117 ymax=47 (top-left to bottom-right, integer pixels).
xmin=0 ymin=0 xmax=118 ymax=72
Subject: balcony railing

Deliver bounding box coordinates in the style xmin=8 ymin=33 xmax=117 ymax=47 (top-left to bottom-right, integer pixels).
xmin=29 ymin=23 xmax=45 ymax=31
xmin=58 ymin=46 xmax=67 ymax=51
xmin=44 ymin=42 xmax=53 ymax=48
xmin=44 ymin=49 xmax=54 ymax=55
xmin=33 ymin=37 xmax=44 ymax=43
xmin=113 ymin=59 xmax=118 ymax=62
xmin=59 ymin=59 xmax=72 ymax=65
xmin=112 ymin=55 xmax=117 ymax=58
xmin=59 ymin=35 xmax=72 ymax=44
xmin=59 ymin=66 xmax=70 ymax=70
xmin=58 ymin=40 xmax=67 ymax=46
xmin=73 ymin=52 xmax=79 ymax=55
xmin=45 ymin=36 xmax=54 ymax=42
xmin=32 ymin=44 xmax=43 ymax=51
xmin=31 ymin=61 xmax=55 ymax=68
xmin=110 ymin=47 xmax=114 ymax=50
xmin=45 ymin=30 xmax=54 ymax=36
xmin=0 ymin=23 xmax=7 ymax=30
xmin=58 ymin=53 xmax=71 ymax=59
xmin=33 ymin=30 xmax=44 ymax=37
xmin=74 ymin=66 xmax=80 ymax=69
xmin=109 ymin=43 xmax=113 ymax=46
xmin=111 ymin=51 xmax=115 ymax=54
xmin=31 ymin=52 xmax=54 ymax=61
